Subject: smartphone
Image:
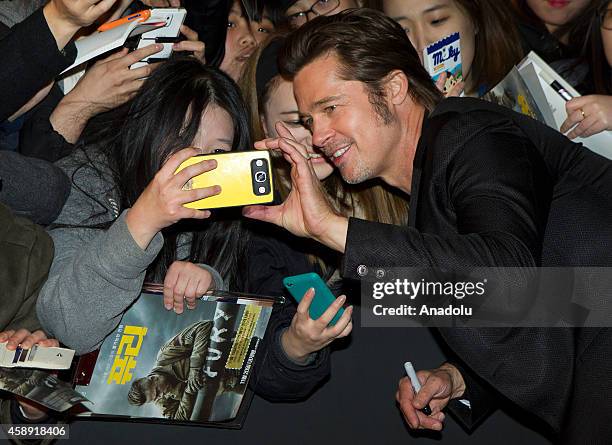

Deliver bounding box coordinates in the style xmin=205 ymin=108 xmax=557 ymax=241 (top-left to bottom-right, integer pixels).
xmin=175 ymin=150 xmax=274 ymax=209
xmin=130 ymin=8 xmax=187 ymax=69
xmin=283 ymin=273 xmax=344 ymax=326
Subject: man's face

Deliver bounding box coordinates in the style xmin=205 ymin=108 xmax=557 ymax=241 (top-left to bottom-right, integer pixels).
xmin=143 ymin=374 xmax=174 ymax=402
xmin=293 ymin=53 xmax=399 ymax=184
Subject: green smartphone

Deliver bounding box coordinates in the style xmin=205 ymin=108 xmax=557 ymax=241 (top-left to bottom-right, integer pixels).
xmin=282 ymin=272 xmax=344 ymax=326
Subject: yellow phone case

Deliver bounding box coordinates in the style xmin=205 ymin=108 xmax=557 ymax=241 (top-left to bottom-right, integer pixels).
xmin=175 ymin=150 xmax=274 ymax=209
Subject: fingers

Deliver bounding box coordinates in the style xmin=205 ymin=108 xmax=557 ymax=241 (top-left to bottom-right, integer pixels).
xmin=124 ymin=43 xmax=164 ymax=67
xmin=173 ymin=40 xmax=205 ymax=54
xmin=435 ymin=72 xmax=447 ymax=92
xmin=164 ymin=263 xmax=213 ymax=313
xmin=182 ymin=185 xmax=222 ymax=204
xmin=398 ymin=375 xmax=445 ymax=431
xmin=184 ymin=276 xmax=199 ymax=310
xmin=163 ymin=263 xmax=180 ymax=311
xmin=397 ymin=377 xmax=420 ymax=427
xmin=3 ymin=329 xmax=50 ymax=350
xmin=317 ymin=294 xmax=347 ymax=325
xmin=102 ymin=47 xmax=129 ymax=63
xmin=161 ymin=147 xmax=201 ymax=176
xmin=179 ymin=24 xmax=199 ymax=41
xmin=325 ymin=304 xmax=353 ymax=337
xmin=296 ymin=288 xmax=316 ymax=317
xmin=560 ymin=107 xmax=584 ymax=134
xmin=172 ymin=158 xmax=218 ymax=187
xmin=242 ymin=204 xmax=284 ymax=226
xmin=567 ymin=115 xmax=599 ymax=139
xmin=0 ymin=330 xmax=14 ymax=343
xmin=447 ymin=81 xmax=464 ymax=98
xmin=565 ymin=96 xmax=588 ymax=114
xmin=126 ymin=64 xmax=153 ymax=81
xmin=275 ymin=121 xmax=298 ymax=142
xmin=254 ymin=137 xmax=282 ymax=150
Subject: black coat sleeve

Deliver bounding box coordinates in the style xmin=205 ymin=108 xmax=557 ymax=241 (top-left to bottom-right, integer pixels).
xmin=246 ymin=229 xmax=331 ymax=402
xmin=0 ymin=151 xmax=70 ymax=224
xmin=18 ymin=84 xmax=74 ymax=162
xmin=343 ymin=128 xmax=551 ymax=277
xmin=0 ymin=8 xmax=76 ymax=122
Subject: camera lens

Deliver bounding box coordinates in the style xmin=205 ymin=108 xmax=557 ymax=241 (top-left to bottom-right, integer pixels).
xmin=255 ymin=171 xmax=267 ymax=183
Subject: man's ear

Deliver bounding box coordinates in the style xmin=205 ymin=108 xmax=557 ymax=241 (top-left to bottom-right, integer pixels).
xmin=260 ymin=114 xmax=270 ymax=138
xmin=385 ymin=70 xmax=410 ymax=106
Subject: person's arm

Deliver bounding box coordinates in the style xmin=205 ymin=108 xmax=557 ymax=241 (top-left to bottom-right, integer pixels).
xmin=0 ymin=0 xmax=120 ymax=121
xmin=37 ymin=210 xmax=164 ymax=354
xmin=18 ymin=84 xmax=75 ymax=163
xmin=343 ymin=129 xmax=550 ymax=277
xmin=245 ymin=232 xmax=332 ymax=401
xmin=0 ymin=151 xmax=70 ymax=224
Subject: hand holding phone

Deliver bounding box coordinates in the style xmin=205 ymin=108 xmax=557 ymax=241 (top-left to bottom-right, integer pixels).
xmin=175 ymin=150 xmax=274 ymax=209
xmin=280 ymin=273 xmax=353 ymax=362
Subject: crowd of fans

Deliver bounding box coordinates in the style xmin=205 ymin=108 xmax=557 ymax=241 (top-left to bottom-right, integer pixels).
xmin=1 ymin=0 xmax=611 ymax=444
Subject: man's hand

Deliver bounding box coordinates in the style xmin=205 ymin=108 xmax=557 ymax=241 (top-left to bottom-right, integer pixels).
xmin=44 ymin=0 xmax=120 ymax=48
xmin=186 ymin=368 xmax=204 ymax=393
xmin=281 ymin=289 xmax=353 ymax=363
xmin=51 ymin=45 xmax=162 ymax=142
xmin=561 ymin=95 xmax=612 ymax=139
xmin=0 ymin=329 xmax=59 ymax=351
xmin=243 ymin=122 xmax=349 ymax=252
xmin=163 ymin=261 xmax=215 ymax=314
xmin=173 ymin=25 xmax=206 ymax=63
xmin=396 ymin=363 xmax=466 ymax=431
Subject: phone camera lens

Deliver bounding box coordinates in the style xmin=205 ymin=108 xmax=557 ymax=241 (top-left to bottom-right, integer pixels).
xmin=255 ymin=171 xmax=267 ymax=183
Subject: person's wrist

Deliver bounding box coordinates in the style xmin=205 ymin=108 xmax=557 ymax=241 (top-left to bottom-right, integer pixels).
xmin=440 ymin=363 xmax=466 ymax=399
xmin=315 ymin=213 xmax=348 ymax=253
xmin=280 ymin=329 xmax=311 ymax=363
xmin=125 ymin=204 xmax=161 ymax=250
xmin=43 ymin=1 xmax=80 ymax=50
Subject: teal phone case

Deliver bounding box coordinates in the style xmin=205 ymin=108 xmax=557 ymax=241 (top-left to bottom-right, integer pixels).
xmin=283 ymin=272 xmax=344 ymax=326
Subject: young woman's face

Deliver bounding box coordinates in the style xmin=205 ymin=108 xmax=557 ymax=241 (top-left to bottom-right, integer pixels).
xmin=262 ymin=77 xmax=334 ymax=180
xmin=526 ymin=0 xmax=590 ymax=34
xmin=383 ymin=0 xmax=476 ymax=87
xmin=192 ymin=105 xmax=234 ymax=154
xmin=220 ymin=1 xmax=274 ymax=81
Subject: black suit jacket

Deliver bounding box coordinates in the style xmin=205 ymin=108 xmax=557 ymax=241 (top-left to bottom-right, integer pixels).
xmin=342 ymin=98 xmax=612 ymax=443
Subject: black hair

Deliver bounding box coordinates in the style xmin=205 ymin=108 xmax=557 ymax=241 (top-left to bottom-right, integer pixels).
xmin=75 ymin=58 xmax=252 ymax=289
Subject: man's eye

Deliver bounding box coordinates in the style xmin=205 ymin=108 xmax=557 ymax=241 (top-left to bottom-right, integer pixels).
xmin=212 ymin=148 xmax=229 ymax=153
xmin=324 ymin=105 xmax=337 ymax=113
xmin=256 ymin=27 xmax=270 ymax=33
xmin=227 ymin=21 xmax=236 ymax=28
xmin=302 ymin=117 xmax=313 ymax=129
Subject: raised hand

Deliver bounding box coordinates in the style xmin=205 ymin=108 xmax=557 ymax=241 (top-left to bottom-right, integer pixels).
xmin=281 ymin=288 xmax=353 ymax=362
xmin=243 ymin=129 xmax=349 ymax=252
xmin=126 ymin=147 xmax=220 ymax=249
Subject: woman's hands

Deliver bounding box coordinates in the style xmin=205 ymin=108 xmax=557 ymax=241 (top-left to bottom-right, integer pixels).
xmin=126 ymin=147 xmax=221 ymax=250
xmin=0 ymin=329 xmax=59 ymax=351
xmin=163 ymin=261 xmax=215 ymax=314
xmin=281 ymin=288 xmax=353 ymax=363
xmin=561 ymin=95 xmax=612 ymax=139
